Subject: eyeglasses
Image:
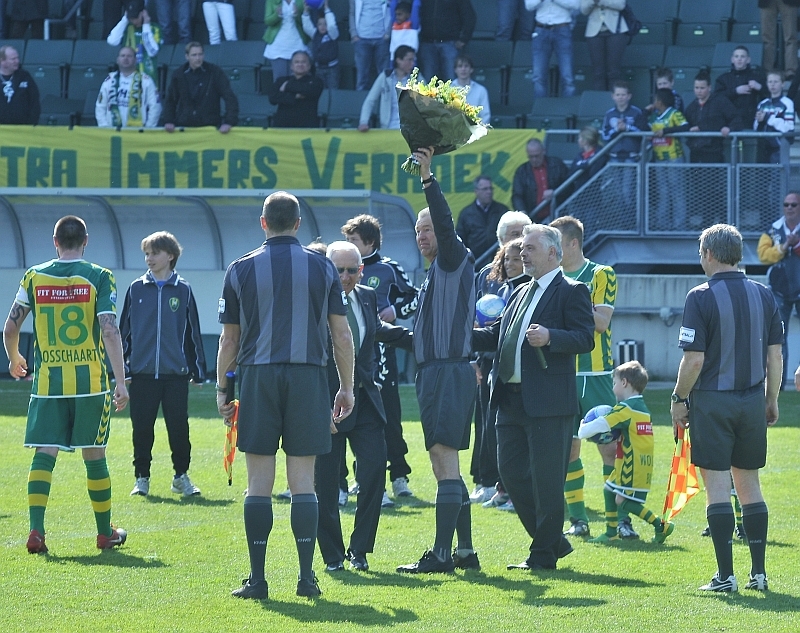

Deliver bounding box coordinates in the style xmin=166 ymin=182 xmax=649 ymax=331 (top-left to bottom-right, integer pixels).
xmin=784 ymin=202 xmax=798 ymax=208
xmin=336 ymin=267 xmax=360 ymax=275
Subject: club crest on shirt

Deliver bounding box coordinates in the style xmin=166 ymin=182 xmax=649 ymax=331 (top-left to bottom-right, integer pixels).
xmin=679 ymin=326 xmax=695 ymax=344
xmin=367 ymin=276 xmax=380 ymax=288
xmin=218 ymin=298 xmax=225 ymax=313
xmin=169 ymin=297 xmax=180 ymax=312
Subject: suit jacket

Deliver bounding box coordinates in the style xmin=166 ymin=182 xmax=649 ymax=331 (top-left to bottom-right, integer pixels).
xmin=327 ymin=284 xmax=389 ymax=433
xmin=473 ymin=271 xmax=594 ymax=418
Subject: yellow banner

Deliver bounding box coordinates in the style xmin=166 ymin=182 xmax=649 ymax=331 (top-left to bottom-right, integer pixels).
xmin=0 ymin=126 xmax=542 ymax=216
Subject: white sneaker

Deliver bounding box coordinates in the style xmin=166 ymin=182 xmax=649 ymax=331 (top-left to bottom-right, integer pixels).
xmin=482 ymin=491 xmax=509 ymax=508
xmin=699 ymin=573 xmax=738 ymax=592
xmin=348 ymin=482 xmax=360 ymax=496
xmin=381 ymin=491 xmax=395 ymax=508
xmin=130 ymin=477 xmax=150 ymax=496
xmin=171 ymin=473 xmax=201 ymax=496
xmin=275 ymin=488 xmax=292 ymax=499
xmin=471 ymin=485 xmax=496 ymax=504
xmin=338 ymin=489 xmax=348 ymax=507
xmin=497 ymin=500 xmax=516 ymax=512
xmin=745 ymin=573 xmax=768 ymax=591
xmin=392 ymin=477 xmax=413 ymax=497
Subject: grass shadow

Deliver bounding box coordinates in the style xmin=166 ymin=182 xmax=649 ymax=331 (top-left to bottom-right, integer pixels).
xmin=580 ymin=539 xmax=689 ymax=553
xmin=256 ymin=599 xmax=419 ymax=625
xmin=45 ymin=551 xmax=167 ymax=568
xmin=143 ymin=495 xmax=234 ymax=508
xmin=324 ymin=568 xmax=448 ymax=589
xmin=698 ymin=590 xmax=800 ymax=612
xmin=444 ymin=571 xmax=608 ymax=606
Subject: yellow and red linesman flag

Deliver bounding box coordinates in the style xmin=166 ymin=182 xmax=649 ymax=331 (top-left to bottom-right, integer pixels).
xmin=662 ymin=425 xmax=700 ymax=521
xmin=223 ymin=401 xmax=239 ymax=486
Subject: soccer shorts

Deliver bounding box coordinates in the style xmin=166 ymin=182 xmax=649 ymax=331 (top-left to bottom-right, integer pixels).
xmin=24 ymin=393 xmax=112 ymax=450
xmin=416 ymin=360 xmax=474 ymax=451
xmin=573 ymin=373 xmax=616 ymax=436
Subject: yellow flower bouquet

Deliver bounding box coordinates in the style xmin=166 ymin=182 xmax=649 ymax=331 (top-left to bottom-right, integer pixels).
xmin=397 ymin=68 xmax=489 ymax=175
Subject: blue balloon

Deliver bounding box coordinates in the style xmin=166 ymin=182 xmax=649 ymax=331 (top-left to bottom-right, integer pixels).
xmin=581 ymin=404 xmax=620 ymax=444
xmin=306 ymin=0 xmax=325 ymax=8
xmin=476 ymin=294 xmax=506 ymax=327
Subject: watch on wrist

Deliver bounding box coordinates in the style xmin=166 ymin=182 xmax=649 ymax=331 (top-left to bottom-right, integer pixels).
xmin=421 ymin=174 xmax=434 ymax=185
xmin=671 ymin=392 xmax=689 ymax=407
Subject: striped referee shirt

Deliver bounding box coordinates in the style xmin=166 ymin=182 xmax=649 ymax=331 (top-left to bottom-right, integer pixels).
xmin=679 ymin=271 xmax=783 ymax=391
xmin=413 ymin=180 xmax=475 ymax=364
xmin=218 ymin=235 xmax=348 ymax=367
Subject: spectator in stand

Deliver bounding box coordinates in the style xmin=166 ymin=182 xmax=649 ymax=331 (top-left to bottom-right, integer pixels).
xmin=602 ymin=81 xmax=647 ymax=162
xmin=496 ymin=0 xmax=535 ymax=41
xmin=389 ymin=1 xmax=419 ymax=60
xmin=358 ymin=45 xmax=418 ymax=131
xmin=303 ymin=1 xmax=340 ymax=90
xmin=512 ymin=138 xmax=570 ymax=222
xmin=649 ymin=88 xmax=690 ymax=230
xmin=754 ymin=70 xmax=795 ymax=164
xmin=569 ymin=126 xmax=607 ymax=191
xmin=456 ymin=176 xmax=510 ymax=261
xmin=154 ymin=0 xmax=191 ymax=45
xmin=264 ymin=0 xmax=310 ymax=83
xmin=452 ymin=55 xmax=490 ymax=125
xmin=526 ymin=0 xmax=579 ymax=98
xmin=269 ymin=50 xmax=324 ymax=128
xmin=580 ymin=0 xmax=629 ymax=91
xmin=715 ymin=46 xmax=768 ymax=127
xmin=648 ymin=68 xmax=684 ymax=114
xmin=96 ymin=47 xmax=162 ymax=128
xmin=0 ymin=45 xmax=40 ymax=125
xmin=203 ymin=1 xmax=238 ymax=45
xmin=162 ymin=42 xmax=239 ymax=133
xmin=760 ymin=0 xmax=798 ymax=81
xmin=107 ymin=0 xmax=162 ymax=87
xmin=418 ymin=0 xmax=476 ymax=81
xmin=686 ymin=71 xmax=743 ymax=164
xmin=6 ymin=0 xmax=47 ymax=39
xmin=349 ymin=0 xmax=392 ymax=91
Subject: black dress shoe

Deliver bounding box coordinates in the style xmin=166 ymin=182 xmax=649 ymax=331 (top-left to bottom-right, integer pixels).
xmin=325 ymin=561 xmax=344 ymax=572
xmin=296 ymin=573 xmax=322 ymax=597
xmin=231 ymin=577 xmax=268 ymax=599
xmin=347 ymin=550 xmax=369 ymax=571
xmin=397 ymin=549 xmax=455 ymax=574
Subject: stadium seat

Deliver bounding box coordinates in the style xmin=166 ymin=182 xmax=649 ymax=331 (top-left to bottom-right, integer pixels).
xmin=237 ymin=93 xmax=273 ymax=128
xmin=337 ymin=40 xmax=357 ymax=90
xmin=24 ymin=39 xmax=74 ymax=67
xmin=543 ymin=137 xmax=577 ymax=163
xmin=81 ymin=92 xmax=97 ymax=126
xmin=202 ymin=41 xmax=265 ymax=94
xmin=68 ymin=41 xmax=118 ymax=100
xmin=511 ymin=40 xmax=531 ymax=69
xmin=3 ymin=39 xmax=26 ymax=62
xmin=626 ymin=0 xmax=679 ymax=45
xmin=471 ymin=0 xmax=498 ymax=40
xmin=465 ymin=41 xmax=513 ymax=69
xmin=39 ymin=94 xmax=83 ymax=127
xmin=473 ymin=67 xmax=505 ymax=108
xmin=321 ymin=89 xmax=367 ymax=129
xmin=664 ymin=46 xmax=714 ymax=93
xmin=578 ymin=90 xmax=612 ymax=122
xmin=30 ymin=66 xmax=69 ymax=99
xmin=506 ymin=67 xmax=533 ymax=113
xmin=246 ymin=0 xmax=266 ymax=41
xmin=674 ymin=0 xmax=733 ymax=47
xmin=527 ymin=96 xmax=580 ymax=130
xmin=732 ymin=0 xmax=761 ymax=24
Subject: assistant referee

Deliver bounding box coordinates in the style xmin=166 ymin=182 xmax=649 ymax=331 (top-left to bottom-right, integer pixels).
xmin=216 ymin=191 xmax=355 ymax=600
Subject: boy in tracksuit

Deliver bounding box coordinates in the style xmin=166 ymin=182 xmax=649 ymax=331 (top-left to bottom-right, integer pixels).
xmin=120 ymin=231 xmax=206 ymax=498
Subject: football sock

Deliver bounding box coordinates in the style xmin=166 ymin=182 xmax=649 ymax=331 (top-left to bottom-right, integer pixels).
xmin=605 ymin=464 xmax=631 ymax=524
xmin=28 ymin=452 xmax=56 ymax=533
xmin=619 ymin=499 xmax=659 ymax=527
xmin=243 ymin=496 xmax=273 ymax=582
xmin=455 ymin=478 xmax=473 ymax=552
xmin=85 ymin=458 xmax=112 ymax=537
xmin=564 ymin=458 xmax=589 ymax=523
xmin=741 ymin=501 xmax=768 ymax=576
xmin=603 ymin=486 xmax=618 ymax=537
xmin=733 ymin=492 xmax=743 ymax=526
xmin=707 ymin=502 xmax=735 ymax=579
xmin=290 ymin=494 xmax=318 ymax=581
xmin=433 ymin=479 xmax=462 ymax=561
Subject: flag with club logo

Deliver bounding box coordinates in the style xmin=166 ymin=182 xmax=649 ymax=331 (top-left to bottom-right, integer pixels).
xmin=662 ymin=425 xmax=700 ymax=521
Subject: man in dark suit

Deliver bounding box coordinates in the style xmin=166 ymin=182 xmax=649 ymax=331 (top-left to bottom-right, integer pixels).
xmin=316 ymin=241 xmax=394 ymax=572
xmin=473 ymin=224 xmax=594 ymax=569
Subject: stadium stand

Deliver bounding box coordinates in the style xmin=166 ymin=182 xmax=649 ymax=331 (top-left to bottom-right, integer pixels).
xmin=674 ymin=0 xmax=733 ymax=47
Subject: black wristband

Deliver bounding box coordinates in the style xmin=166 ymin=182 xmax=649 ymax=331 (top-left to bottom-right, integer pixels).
xmin=421 ymin=175 xmax=434 ymax=185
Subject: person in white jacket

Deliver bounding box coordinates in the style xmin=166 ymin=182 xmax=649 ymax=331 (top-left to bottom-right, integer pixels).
xmin=96 ymin=47 xmax=162 ymax=128
xmin=358 ymin=44 xmax=418 ymax=131
xmin=453 ymin=54 xmax=490 ymax=125
xmin=203 ymin=1 xmax=238 ymax=45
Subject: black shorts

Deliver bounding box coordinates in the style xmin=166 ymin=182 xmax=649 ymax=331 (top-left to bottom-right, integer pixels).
xmin=689 ymin=387 xmax=767 ymax=471
xmin=415 ymin=360 xmax=475 ymax=451
xmin=237 ymin=364 xmax=332 ymax=457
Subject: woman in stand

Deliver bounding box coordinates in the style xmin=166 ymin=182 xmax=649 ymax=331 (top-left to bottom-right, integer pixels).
xmin=581 ymin=0 xmax=629 ymax=91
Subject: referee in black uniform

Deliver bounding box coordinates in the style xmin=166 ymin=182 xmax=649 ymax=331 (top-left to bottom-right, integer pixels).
xmin=672 ymin=224 xmax=782 ymax=593
xmin=217 ymin=191 xmax=355 ymax=600
xmin=396 ymin=147 xmax=479 ymax=574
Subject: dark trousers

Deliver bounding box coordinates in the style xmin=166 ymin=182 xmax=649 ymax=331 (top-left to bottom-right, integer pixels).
xmin=316 ymin=393 xmax=387 ymax=564
xmin=381 ymin=346 xmax=411 ymax=481
xmin=496 ymin=391 xmax=573 ymax=568
xmin=587 ymin=31 xmax=628 ymax=91
xmin=470 ymin=355 xmax=499 ymax=487
xmin=779 ymin=297 xmax=800 ymax=385
xmin=129 ymin=375 xmax=191 ymax=478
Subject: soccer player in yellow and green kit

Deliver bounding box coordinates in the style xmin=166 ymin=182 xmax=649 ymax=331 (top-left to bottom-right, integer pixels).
xmin=551 ymin=216 xmax=636 ymax=538
xmin=579 ymin=361 xmax=674 ymax=544
xmin=2 ymin=216 xmax=130 ymax=554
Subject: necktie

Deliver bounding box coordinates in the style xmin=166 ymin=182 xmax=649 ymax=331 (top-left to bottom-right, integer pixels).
xmin=498 ymin=281 xmax=538 ymax=383
xmin=347 ymin=300 xmax=361 ymax=355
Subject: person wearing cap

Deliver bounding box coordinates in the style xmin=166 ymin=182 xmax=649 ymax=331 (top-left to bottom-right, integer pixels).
xmin=107 ymin=0 xmax=162 ymax=87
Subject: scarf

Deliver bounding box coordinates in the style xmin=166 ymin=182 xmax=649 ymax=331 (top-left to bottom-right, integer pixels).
xmin=109 ymin=71 xmax=144 ymax=128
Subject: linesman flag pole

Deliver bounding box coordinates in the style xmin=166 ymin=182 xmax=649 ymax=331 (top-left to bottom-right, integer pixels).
xmin=223 ymin=371 xmax=239 ymax=486
xmin=662 ymin=425 xmax=700 ymax=521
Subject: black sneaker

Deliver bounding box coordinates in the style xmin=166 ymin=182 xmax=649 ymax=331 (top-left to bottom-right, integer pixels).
xmin=347 ymin=550 xmax=369 ymax=571
xmin=232 ymin=577 xmax=268 ymax=600
xmin=452 ymin=549 xmax=481 ymax=571
xmin=735 ymin=523 xmax=748 ymax=543
xmin=700 ymin=526 xmax=711 ymax=537
xmin=296 ymin=574 xmax=322 ymax=597
xmin=397 ymin=549 xmax=455 ymax=574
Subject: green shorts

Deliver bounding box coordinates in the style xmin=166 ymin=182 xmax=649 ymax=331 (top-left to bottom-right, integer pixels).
xmin=24 ymin=393 xmax=112 ymax=451
xmin=573 ymin=373 xmax=616 ymax=436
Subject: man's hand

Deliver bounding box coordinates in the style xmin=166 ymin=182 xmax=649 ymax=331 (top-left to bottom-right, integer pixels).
xmin=358 ymin=123 xmax=369 ymax=132
xmin=670 ymin=401 xmax=689 ymax=431
xmin=653 ymin=128 xmax=665 ymax=138
xmin=689 ymin=125 xmax=700 ymax=132
xmin=471 ymin=360 xmax=482 ymax=385
xmin=217 ymin=391 xmax=236 ymax=423
xmin=8 ymin=354 xmax=27 ymax=379
xmin=736 ymin=84 xmax=751 ymax=94
xmin=378 ymin=306 xmax=396 ymax=322
xmin=113 ymin=382 xmax=129 ymax=412
xmin=542 ymin=188 xmax=554 ymax=200
xmin=279 ymin=80 xmax=289 ymax=92
xmin=756 ymin=110 xmax=766 ymax=123
xmin=721 ymin=126 xmax=731 ymax=137
xmin=526 ymin=324 xmax=550 ymax=347
xmin=219 ymin=124 xmax=231 ymax=134
xmin=332 ymin=389 xmax=355 ymax=423
xmin=455 ymin=40 xmax=465 ymax=49
xmin=766 ymin=399 xmax=779 ymax=427
xmin=413 ymin=146 xmax=434 ymax=181
xmin=142 ymin=9 xmax=150 ymax=23
xmin=616 ymin=119 xmax=627 ymax=132
xmin=748 ymin=80 xmax=762 ymax=91
xmin=164 ymin=123 xmax=176 ymax=132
